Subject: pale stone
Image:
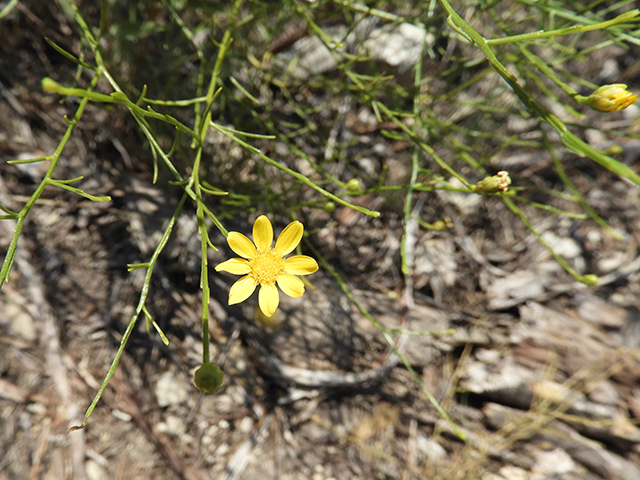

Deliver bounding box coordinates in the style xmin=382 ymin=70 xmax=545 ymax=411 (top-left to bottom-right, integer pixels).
xmin=531 ymin=448 xmax=576 ymax=477
xmin=155 ymin=371 xmax=189 ymax=407
xmin=85 ymin=459 xmax=108 ymax=480
xmin=6 ymin=303 xmax=37 ymax=342
xmin=156 ymin=415 xmax=185 ymax=436
xmin=237 ymin=416 xmax=254 ymax=433
xmin=417 ymin=435 xmax=447 ymax=461
xmin=540 ymin=231 xmax=581 ymax=259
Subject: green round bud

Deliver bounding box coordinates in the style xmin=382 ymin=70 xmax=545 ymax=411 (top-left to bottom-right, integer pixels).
xmin=431 ymin=220 xmax=447 ymax=231
xmin=604 ymin=144 xmax=623 ymax=156
xmin=324 ymin=201 xmax=336 ymax=213
xmin=581 ymin=274 xmax=598 ymax=286
xmin=42 ymin=77 xmax=61 ymax=92
xmin=194 ymin=363 xmax=225 ymax=394
xmin=345 ymin=179 xmax=361 ymax=192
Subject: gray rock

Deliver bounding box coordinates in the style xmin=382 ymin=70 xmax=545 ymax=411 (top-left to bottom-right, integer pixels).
xmin=576 ymin=294 xmax=627 ymax=329
xmin=155 ymin=371 xmax=189 ymax=408
xmin=275 ymin=20 xmax=434 ymax=80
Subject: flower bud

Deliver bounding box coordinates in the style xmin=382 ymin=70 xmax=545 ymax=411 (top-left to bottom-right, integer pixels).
xmin=430 ymin=217 xmax=453 ymax=231
xmin=345 ymin=179 xmax=361 ymax=192
xmin=42 ymin=77 xmax=61 ymax=93
xmin=603 ymin=144 xmax=623 ymax=156
xmin=194 ymin=363 xmax=225 ymax=394
xmin=582 ymin=84 xmax=637 ymax=112
xmin=474 ymin=171 xmax=511 ymax=195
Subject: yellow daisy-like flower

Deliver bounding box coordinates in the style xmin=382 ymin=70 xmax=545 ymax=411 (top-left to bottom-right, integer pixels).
xmin=215 ymin=216 xmax=318 ymax=317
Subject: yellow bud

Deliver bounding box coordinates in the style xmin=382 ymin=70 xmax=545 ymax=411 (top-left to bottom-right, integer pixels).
xmin=583 ymin=84 xmax=637 ymax=112
xmin=194 ymin=363 xmax=225 ymax=394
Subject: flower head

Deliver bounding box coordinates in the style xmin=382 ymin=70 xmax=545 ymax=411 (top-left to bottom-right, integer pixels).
xmin=583 ymin=84 xmax=637 ymax=112
xmin=215 ymin=216 xmax=318 ymax=317
xmin=474 ymin=171 xmax=511 ymax=195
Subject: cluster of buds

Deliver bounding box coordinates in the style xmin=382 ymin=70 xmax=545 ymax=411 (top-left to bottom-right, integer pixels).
xmin=474 ymin=171 xmax=511 ymax=195
xmin=579 ymin=84 xmax=638 ymax=113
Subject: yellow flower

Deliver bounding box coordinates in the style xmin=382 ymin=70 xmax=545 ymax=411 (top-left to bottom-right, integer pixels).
xmin=215 ymin=215 xmax=318 ymax=317
xmin=584 ymin=84 xmax=637 ymax=112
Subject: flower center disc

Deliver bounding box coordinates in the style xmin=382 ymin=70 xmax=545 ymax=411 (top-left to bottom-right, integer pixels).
xmin=250 ymin=249 xmax=284 ymax=285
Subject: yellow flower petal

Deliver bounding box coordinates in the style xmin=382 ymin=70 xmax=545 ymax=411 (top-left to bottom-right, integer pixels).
xmin=277 ymin=273 xmax=305 ymax=298
xmin=228 ymin=276 xmax=257 ymax=305
xmin=258 ymin=283 xmax=279 ymax=317
xmin=275 ymin=221 xmax=303 ymax=256
xmin=253 ymin=215 xmax=273 ymax=251
xmin=215 ymin=258 xmax=251 ymax=275
xmin=227 ymin=232 xmax=257 ymax=259
xmin=284 ymin=255 xmax=319 ymax=275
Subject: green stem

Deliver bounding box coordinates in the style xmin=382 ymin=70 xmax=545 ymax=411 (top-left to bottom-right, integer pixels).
xmin=517 ymin=46 xmax=579 ymax=99
xmin=211 ymin=123 xmax=381 ymax=217
xmin=193 ymin=0 xmax=243 ymax=365
xmin=72 ymin=192 xmax=188 ymax=430
xmin=502 ymin=198 xmax=597 ymax=285
xmin=436 ymin=0 xmax=640 ymax=186
xmin=401 ymin=28 xmax=427 ymax=275
xmin=485 ymin=9 xmax=640 ymax=45
xmin=1 ymin=74 xmax=99 ymax=288
xmin=43 ymin=79 xmax=201 ymax=142
xmin=542 ymin=134 xmax=620 ymax=239
xmin=374 ymin=101 xmax=472 ymax=189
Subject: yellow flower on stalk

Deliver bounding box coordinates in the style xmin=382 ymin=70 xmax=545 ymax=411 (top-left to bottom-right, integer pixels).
xmin=215 ymin=216 xmax=318 ymax=317
xmin=582 ymin=84 xmax=637 ymax=112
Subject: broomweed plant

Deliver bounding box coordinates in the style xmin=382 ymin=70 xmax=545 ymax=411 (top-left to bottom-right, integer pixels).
xmin=1 ymin=0 xmax=639 ymax=444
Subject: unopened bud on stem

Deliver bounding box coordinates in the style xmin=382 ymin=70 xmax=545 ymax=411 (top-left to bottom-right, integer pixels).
xmin=194 ymin=363 xmax=225 ymax=394
xmin=473 ymin=171 xmax=511 ymax=195
xmin=578 ymin=84 xmax=637 ymax=112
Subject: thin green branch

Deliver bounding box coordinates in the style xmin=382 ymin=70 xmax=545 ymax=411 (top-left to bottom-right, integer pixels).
xmin=437 ymin=0 xmax=640 ymax=186
xmin=503 ymin=197 xmax=598 ymax=285
xmin=485 ymin=9 xmax=640 ymax=45
xmin=401 ymin=27 xmax=428 ymax=275
xmin=211 ymin=122 xmax=381 ymax=217
xmin=1 ymin=73 xmax=100 ymax=288
xmin=70 ymin=192 xmax=189 ymax=431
